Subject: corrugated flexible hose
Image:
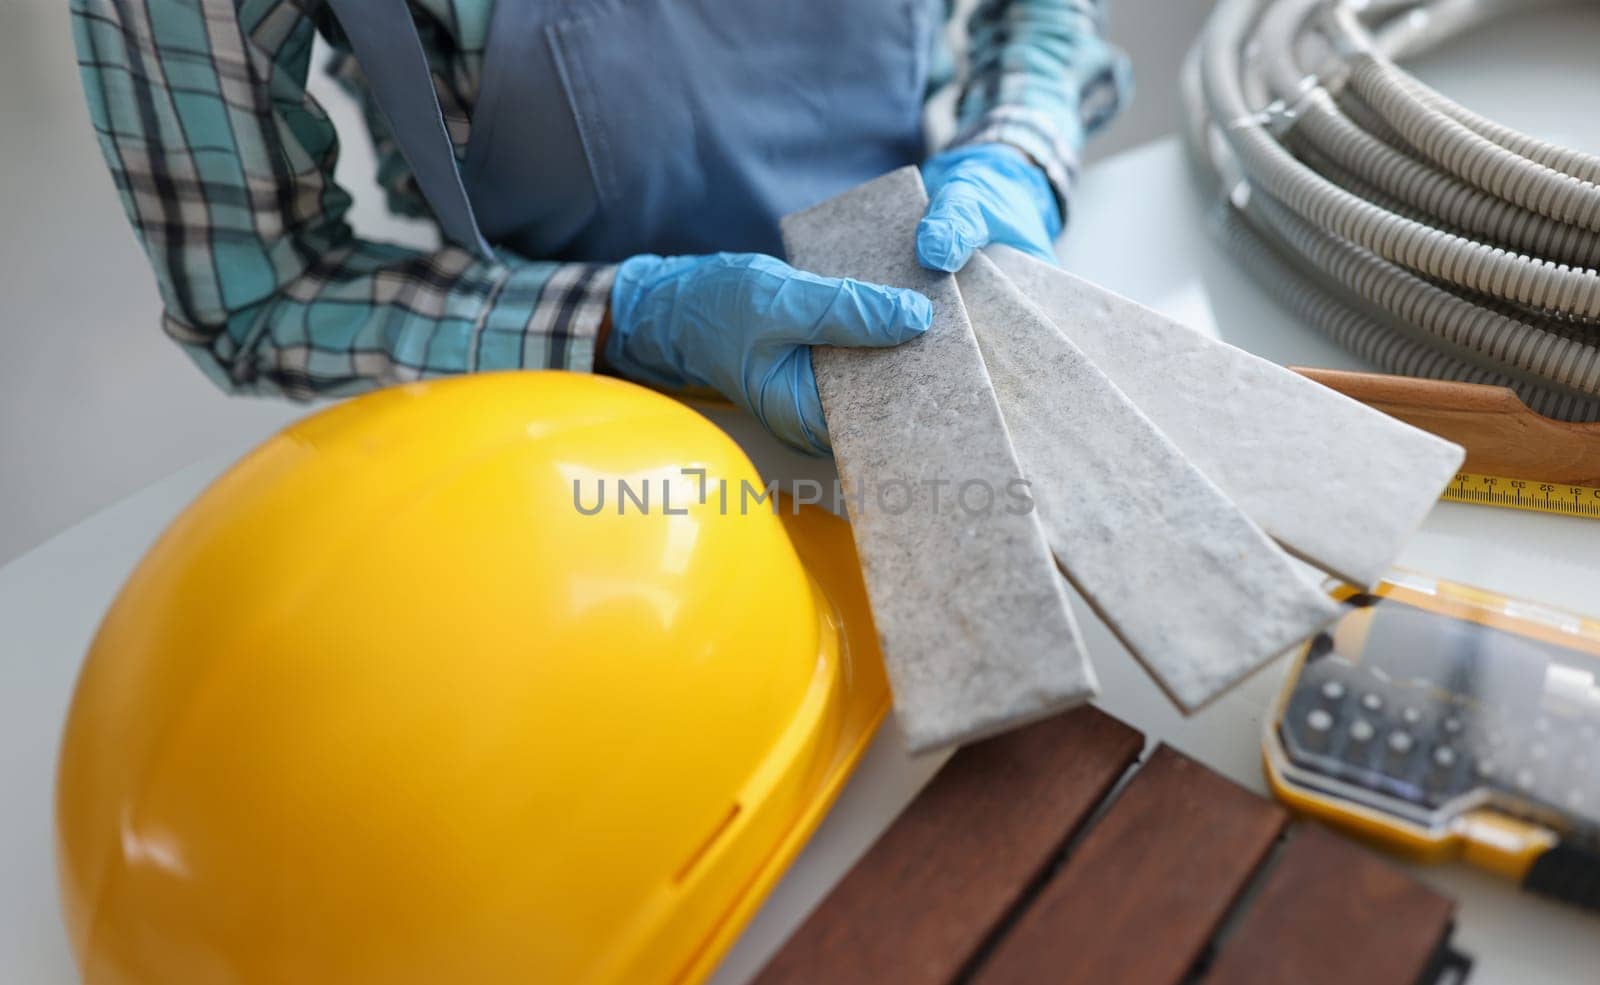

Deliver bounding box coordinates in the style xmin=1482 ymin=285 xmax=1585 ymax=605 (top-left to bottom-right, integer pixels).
xmin=1183 ymin=0 xmax=1600 ymax=421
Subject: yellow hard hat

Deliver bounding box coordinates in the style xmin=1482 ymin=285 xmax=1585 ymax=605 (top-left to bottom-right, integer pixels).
xmin=56 ymin=371 xmax=887 ymax=985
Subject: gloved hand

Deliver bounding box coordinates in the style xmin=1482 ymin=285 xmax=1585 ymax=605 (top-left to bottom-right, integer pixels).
xmin=916 ymin=142 xmax=1062 ymax=272
xmin=606 ymin=252 xmax=933 ymax=455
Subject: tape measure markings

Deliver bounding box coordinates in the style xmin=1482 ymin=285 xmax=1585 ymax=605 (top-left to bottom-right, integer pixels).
xmin=1441 ymin=472 xmax=1600 ymax=519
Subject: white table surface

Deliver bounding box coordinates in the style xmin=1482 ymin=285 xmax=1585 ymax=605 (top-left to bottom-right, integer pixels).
xmin=7 ymin=8 xmax=1600 ymax=981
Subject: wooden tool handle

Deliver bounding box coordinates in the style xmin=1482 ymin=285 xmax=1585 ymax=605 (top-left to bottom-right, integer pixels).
xmin=1293 ymin=368 xmax=1600 ymax=486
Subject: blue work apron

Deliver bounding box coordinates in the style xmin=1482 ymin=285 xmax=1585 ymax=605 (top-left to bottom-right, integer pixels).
xmin=325 ymin=0 xmax=933 ymax=262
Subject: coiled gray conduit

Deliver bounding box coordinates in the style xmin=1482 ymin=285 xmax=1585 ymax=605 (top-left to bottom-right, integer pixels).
xmin=1184 ymin=0 xmax=1600 ymax=420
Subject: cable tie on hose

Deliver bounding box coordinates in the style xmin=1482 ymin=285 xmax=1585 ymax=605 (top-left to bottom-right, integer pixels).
xmin=1305 ymin=56 xmax=1352 ymax=96
xmin=1229 ymin=65 xmax=1348 ymax=137
xmin=1227 ymin=98 xmax=1302 ymax=137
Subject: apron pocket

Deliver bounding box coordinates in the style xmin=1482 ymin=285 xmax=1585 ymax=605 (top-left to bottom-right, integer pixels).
xmin=547 ymin=12 xmax=625 ymax=210
xmin=458 ymin=0 xmax=612 ymax=255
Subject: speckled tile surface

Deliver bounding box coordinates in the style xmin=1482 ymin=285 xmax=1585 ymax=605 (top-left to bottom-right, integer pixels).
xmin=958 ymin=253 xmax=1340 ymax=711
xmin=780 ymin=168 xmax=1094 ymax=753
xmin=989 ymin=246 xmax=1464 ymax=588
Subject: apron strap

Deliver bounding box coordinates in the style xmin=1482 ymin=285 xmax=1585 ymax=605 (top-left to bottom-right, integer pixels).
xmin=324 ymin=0 xmax=494 ymax=259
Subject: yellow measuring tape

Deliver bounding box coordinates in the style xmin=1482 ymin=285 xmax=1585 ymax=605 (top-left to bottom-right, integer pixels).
xmin=1442 ymin=472 xmax=1600 ymax=519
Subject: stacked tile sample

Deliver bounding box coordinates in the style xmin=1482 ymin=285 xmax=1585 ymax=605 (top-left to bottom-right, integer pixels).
xmin=989 ymin=246 xmax=1465 ymax=588
xmin=957 ymin=253 xmax=1340 ymax=711
xmin=780 ymin=169 xmax=1463 ymax=751
xmin=781 ymin=168 xmax=1095 ymax=754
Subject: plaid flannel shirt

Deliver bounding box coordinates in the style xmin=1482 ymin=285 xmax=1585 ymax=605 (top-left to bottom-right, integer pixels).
xmin=72 ymin=0 xmax=1130 ymax=398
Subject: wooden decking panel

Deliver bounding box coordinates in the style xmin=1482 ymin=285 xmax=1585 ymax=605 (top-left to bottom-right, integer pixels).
xmin=1201 ymin=823 xmax=1457 ymax=985
xmin=971 ymin=744 xmax=1289 ymax=985
xmin=751 ymin=708 xmax=1143 ymax=985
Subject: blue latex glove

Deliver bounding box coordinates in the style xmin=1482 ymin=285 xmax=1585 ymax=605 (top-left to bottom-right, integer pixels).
xmin=607 ymin=253 xmax=933 ymax=455
xmin=916 ymin=142 xmax=1062 ymax=272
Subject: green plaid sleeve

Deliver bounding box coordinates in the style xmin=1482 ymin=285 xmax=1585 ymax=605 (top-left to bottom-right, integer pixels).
xmin=956 ymin=0 xmax=1133 ymax=218
xmin=71 ymin=0 xmax=610 ymax=400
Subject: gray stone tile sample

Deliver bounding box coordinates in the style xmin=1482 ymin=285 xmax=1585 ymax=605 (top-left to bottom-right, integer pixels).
xmin=989 ymin=246 xmax=1465 ymax=588
xmin=958 ymin=253 xmax=1342 ymax=711
xmin=780 ymin=168 xmax=1095 ymax=753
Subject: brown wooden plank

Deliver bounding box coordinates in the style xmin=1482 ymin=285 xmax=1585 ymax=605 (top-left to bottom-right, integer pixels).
xmin=1202 ymin=823 xmax=1456 ymax=985
xmin=752 ymin=707 xmax=1143 ymax=985
xmin=971 ymin=743 xmax=1288 ymax=985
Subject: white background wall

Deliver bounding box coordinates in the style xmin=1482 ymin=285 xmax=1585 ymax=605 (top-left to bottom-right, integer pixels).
xmin=0 ymin=0 xmax=1212 ymax=564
